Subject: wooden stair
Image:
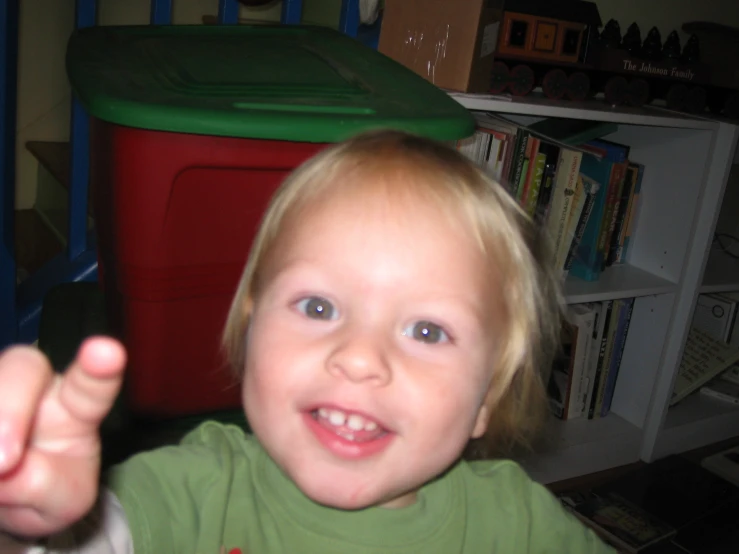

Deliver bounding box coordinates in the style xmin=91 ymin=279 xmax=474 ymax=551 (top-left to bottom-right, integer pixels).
xmin=14 ymin=140 xmax=83 ymax=282
xmin=26 ymin=140 xmax=70 ymax=189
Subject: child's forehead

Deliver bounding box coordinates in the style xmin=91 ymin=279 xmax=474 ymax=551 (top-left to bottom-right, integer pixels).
xmin=297 ymin=162 xmax=465 ymax=222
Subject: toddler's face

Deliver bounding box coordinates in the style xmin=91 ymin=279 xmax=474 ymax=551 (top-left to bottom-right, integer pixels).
xmin=242 ymin=179 xmax=500 ymax=510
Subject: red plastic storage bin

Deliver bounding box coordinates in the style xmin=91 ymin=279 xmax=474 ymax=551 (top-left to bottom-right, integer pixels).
xmin=68 ymin=24 xmax=474 ymax=416
xmin=91 ymin=121 xmax=326 ymax=414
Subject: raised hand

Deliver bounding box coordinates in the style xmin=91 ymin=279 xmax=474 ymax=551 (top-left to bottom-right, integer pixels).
xmin=0 ymin=337 xmax=126 ymax=538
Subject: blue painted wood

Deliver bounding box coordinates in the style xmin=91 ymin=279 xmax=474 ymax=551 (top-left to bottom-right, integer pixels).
xmin=76 ymin=0 xmax=96 ymax=28
xmin=68 ymin=99 xmax=90 ymax=261
xmin=68 ymin=0 xmax=97 ymax=261
xmin=217 ymin=0 xmax=239 ymax=24
xmin=16 ymin=232 xmax=98 ymax=343
xmin=338 ymin=0 xmax=360 ymax=38
xmin=281 ymin=0 xmax=302 ymax=25
xmin=0 ymin=0 xmax=19 ymax=348
xmin=4 ymin=0 xmax=100 ymax=347
xmin=150 ymin=0 xmax=173 ymax=25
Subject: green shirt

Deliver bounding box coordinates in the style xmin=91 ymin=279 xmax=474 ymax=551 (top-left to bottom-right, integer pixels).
xmin=106 ymin=421 xmax=615 ymax=554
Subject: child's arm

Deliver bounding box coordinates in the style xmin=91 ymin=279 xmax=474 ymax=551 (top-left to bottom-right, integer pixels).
xmin=0 ymin=489 xmax=133 ymax=553
xmin=0 ymin=338 xmax=126 ymax=538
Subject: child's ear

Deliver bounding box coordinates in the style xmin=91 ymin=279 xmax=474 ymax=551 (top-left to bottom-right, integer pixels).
xmin=470 ymin=404 xmax=489 ymax=439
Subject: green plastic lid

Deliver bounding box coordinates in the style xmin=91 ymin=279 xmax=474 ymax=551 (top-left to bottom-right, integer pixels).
xmin=66 ymin=25 xmax=474 ymax=142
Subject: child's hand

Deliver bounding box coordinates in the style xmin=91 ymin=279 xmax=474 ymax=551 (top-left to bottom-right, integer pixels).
xmin=0 ymin=337 xmax=126 ymax=538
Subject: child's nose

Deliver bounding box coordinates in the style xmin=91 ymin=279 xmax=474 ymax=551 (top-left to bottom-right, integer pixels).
xmin=326 ymin=330 xmax=392 ymax=386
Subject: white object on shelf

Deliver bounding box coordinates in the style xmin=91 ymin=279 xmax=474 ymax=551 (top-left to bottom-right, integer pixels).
xmin=691 ymin=293 xmax=738 ymax=342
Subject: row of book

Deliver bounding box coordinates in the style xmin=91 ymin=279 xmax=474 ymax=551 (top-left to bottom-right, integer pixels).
xmin=454 ymin=113 xmax=644 ymax=282
xmin=547 ymin=298 xmax=635 ymax=421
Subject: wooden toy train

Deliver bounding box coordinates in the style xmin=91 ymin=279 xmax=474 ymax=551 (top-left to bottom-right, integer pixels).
xmin=489 ymin=0 xmax=739 ymax=119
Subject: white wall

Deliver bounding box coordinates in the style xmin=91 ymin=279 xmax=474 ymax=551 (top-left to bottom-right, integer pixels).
xmin=11 ymin=0 xmax=739 ymax=208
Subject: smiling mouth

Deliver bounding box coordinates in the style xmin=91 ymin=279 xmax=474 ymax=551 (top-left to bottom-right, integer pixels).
xmin=310 ymin=407 xmax=389 ymax=443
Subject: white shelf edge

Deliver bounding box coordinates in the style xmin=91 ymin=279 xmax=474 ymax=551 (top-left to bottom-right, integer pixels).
xmin=517 ymin=414 xmax=643 ymax=484
xmin=700 ymin=245 xmax=739 ymax=294
xmin=564 ymin=263 xmax=677 ymax=304
xmin=652 ymin=393 xmax=739 ymax=460
xmin=450 ymin=92 xmax=718 ymax=130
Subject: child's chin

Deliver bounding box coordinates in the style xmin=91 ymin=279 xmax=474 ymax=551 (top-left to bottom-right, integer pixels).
xmin=301 ymin=483 xmax=380 ymax=511
xmin=296 ymin=477 xmax=415 ymax=511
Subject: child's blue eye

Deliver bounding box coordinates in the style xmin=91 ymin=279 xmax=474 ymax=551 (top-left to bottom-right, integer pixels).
xmin=296 ymin=296 xmax=337 ymax=320
xmin=402 ymin=321 xmax=449 ymax=344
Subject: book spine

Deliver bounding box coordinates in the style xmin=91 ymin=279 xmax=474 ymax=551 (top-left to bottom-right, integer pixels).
xmin=607 ymin=164 xmax=636 ymax=266
xmin=601 ymin=298 xmax=635 ymax=416
xmin=564 ymin=178 xmax=599 ymax=271
xmin=589 ymin=300 xmax=614 ymax=419
xmin=616 ymin=162 xmax=644 ymax=263
xmin=510 ymin=132 xmax=530 ymax=197
xmin=597 ymin=161 xmax=627 ymax=272
xmin=533 ymin=142 xmax=560 ymax=225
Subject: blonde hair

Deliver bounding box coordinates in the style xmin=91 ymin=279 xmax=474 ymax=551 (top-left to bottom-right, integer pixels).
xmin=222 ymin=129 xmax=564 ymax=459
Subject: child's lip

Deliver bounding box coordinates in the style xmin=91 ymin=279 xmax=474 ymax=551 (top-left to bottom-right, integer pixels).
xmin=302 ymin=412 xmax=395 ymax=459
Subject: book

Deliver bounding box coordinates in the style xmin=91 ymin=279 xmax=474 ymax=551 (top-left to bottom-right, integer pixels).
xmin=569 ymin=144 xmax=626 ymax=282
xmin=558 ymin=490 xmax=676 ymax=552
xmin=582 ymin=301 xmax=607 ymax=416
xmin=607 ymin=161 xmax=638 ymax=266
xmin=563 ymin=174 xmax=601 ymax=273
xmin=670 ymin=327 xmax=739 ymax=406
xmin=547 ymin=319 xmax=578 ymax=419
xmin=544 ymin=148 xmax=582 ymax=270
xmin=566 ymin=303 xmax=596 ymax=418
xmin=616 ymin=162 xmax=644 ymax=264
xmin=601 ymin=297 xmax=635 ymax=417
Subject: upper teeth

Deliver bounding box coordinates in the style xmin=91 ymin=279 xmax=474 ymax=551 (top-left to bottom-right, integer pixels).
xmin=317 ymin=408 xmax=379 ymax=432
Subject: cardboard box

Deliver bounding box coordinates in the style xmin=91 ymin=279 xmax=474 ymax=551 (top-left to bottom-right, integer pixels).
xmin=378 ymin=0 xmax=503 ymax=93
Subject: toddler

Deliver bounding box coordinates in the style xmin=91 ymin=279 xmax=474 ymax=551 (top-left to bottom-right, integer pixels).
xmin=0 ymin=130 xmax=616 ymax=553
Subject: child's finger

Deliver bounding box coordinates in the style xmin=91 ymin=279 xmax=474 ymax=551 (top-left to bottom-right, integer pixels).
xmin=0 ymin=347 xmax=55 ymax=474
xmin=58 ymin=337 xmax=127 ymax=426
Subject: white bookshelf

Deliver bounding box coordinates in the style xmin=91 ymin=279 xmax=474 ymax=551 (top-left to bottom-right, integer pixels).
xmin=520 ymin=414 xmax=642 ymax=484
xmin=564 ymin=264 xmax=676 ymax=304
xmin=653 ymin=393 xmax=739 ymax=460
xmin=450 ymin=92 xmax=739 ymax=484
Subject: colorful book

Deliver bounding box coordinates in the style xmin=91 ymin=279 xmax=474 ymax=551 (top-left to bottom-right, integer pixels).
xmin=569 ymin=142 xmax=628 ymax=282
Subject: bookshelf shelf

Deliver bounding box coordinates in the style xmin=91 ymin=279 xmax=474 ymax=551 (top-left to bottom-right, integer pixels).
xmin=653 ymin=393 xmax=739 ymax=459
xmin=565 ymin=264 xmax=676 ymax=304
xmin=521 ymin=414 xmax=643 ymax=484
xmin=700 ymin=245 xmax=739 ymax=294
xmin=450 ymin=92 xmax=718 ymax=130
xmin=448 ymin=90 xmax=739 ymax=480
